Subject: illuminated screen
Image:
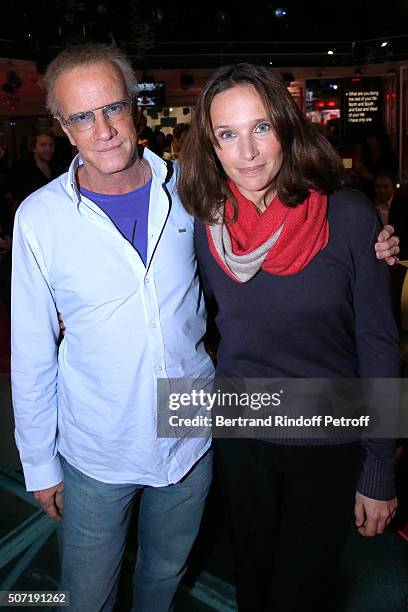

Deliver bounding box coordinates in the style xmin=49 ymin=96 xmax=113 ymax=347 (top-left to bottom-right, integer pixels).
xmin=136 ymin=82 xmax=165 ymax=107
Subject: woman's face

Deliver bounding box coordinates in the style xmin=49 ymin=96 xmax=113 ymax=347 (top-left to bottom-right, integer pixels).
xmin=210 ymin=84 xmax=283 ymax=205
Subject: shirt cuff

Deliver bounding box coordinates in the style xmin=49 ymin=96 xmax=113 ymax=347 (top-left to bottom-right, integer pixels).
xmin=22 ymin=456 xmax=64 ymax=492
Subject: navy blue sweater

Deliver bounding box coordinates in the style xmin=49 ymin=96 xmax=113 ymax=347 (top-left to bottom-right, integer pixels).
xmin=195 ymin=188 xmax=401 ymax=500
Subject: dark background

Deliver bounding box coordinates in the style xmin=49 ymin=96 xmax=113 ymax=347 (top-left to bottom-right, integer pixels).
xmin=2 ymin=1 xmax=408 ymax=69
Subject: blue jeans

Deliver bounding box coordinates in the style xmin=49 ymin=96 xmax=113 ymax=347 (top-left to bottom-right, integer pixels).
xmin=59 ymin=450 xmax=212 ymax=611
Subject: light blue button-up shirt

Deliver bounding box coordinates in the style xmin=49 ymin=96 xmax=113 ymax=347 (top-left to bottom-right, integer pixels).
xmin=11 ymin=148 xmax=214 ymax=491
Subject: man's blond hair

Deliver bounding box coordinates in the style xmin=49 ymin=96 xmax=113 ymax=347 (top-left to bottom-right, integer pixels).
xmin=44 ymin=43 xmax=137 ymax=116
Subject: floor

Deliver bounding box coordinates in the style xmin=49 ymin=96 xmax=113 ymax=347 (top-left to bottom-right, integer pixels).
xmin=1 ymin=460 xmax=408 ymax=612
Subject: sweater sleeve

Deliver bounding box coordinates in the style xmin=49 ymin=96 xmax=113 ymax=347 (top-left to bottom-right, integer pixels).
xmin=194 ymin=221 xmax=215 ymax=302
xmin=194 ymin=220 xmax=221 ymax=361
xmin=350 ymin=195 xmax=401 ymax=500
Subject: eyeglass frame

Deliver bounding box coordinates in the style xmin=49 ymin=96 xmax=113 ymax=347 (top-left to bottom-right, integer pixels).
xmin=56 ymin=99 xmax=133 ymax=132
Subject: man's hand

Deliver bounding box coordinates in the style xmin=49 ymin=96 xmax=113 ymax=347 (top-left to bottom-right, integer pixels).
xmin=33 ymin=482 xmax=64 ymax=521
xmin=375 ymin=224 xmax=400 ymax=265
xmin=354 ymin=491 xmax=397 ymax=537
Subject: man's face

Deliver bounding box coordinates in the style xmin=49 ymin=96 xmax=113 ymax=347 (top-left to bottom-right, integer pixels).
xmin=55 ymin=61 xmax=138 ymax=186
xmin=33 ymin=135 xmax=55 ymax=162
xmin=374 ymin=176 xmax=395 ymax=204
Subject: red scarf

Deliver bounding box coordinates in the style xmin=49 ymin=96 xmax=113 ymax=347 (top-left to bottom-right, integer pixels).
xmin=206 ymin=181 xmax=329 ymax=281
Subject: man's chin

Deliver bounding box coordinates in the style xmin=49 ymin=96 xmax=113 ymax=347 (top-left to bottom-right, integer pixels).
xmin=89 ymin=158 xmax=130 ymax=175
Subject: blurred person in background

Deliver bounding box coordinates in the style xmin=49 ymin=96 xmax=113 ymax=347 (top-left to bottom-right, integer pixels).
xmin=0 ymin=226 xmax=11 ymax=316
xmin=373 ymin=171 xmax=408 ymax=259
xmin=137 ymin=125 xmax=158 ymax=153
xmin=162 ymin=123 xmax=190 ymax=160
xmin=353 ymin=128 xmax=398 ymax=199
xmin=153 ymin=126 xmax=166 ymax=157
xmin=8 ymin=128 xmax=58 ymax=214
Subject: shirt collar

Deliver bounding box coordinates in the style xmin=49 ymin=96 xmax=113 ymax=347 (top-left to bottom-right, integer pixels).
xmin=63 ymin=148 xmax=172 ymax=205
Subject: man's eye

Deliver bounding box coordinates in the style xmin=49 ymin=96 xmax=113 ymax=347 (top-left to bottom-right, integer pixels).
xmin=106 ymin=102 xmax=126 ymax=117
xmin=71 ymin=111 xmax=93 ymax=125
xmin=255 ymin=123 xmax=271 ymax=133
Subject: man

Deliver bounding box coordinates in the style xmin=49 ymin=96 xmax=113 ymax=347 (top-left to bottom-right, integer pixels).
xmin=11 ymin=43 xmax=213 ymax=611
xmin=9 ymin=128 xmax=58 ymax=213
xmin=162 ymin=123 xmax=190 ymax=160
xmin=374 ymin=170 xmax=408 ymax=259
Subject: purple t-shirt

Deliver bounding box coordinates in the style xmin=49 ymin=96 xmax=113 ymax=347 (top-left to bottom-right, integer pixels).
xmin=81 ymin=179 xmax=152 ymax=266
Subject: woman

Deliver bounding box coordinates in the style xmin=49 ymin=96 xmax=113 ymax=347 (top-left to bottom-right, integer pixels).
xmin=178 ymin=64 xmax=400 ymax=611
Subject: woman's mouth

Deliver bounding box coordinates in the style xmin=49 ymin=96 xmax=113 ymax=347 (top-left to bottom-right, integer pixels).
xmin=237 ymin=164 xmax=265 ymax=176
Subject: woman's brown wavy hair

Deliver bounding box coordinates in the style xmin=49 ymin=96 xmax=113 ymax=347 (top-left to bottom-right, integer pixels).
xmin=178 ymin=63 xmax=343 ymax=224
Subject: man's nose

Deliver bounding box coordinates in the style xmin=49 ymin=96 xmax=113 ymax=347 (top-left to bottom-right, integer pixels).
xmin=93 ymin=111 xmax=116 ymax=140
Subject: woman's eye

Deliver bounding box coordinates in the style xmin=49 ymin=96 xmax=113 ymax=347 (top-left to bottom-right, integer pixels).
xmin=255 ymin=122 xmax=271 ymax=133
xmin=219 ymin=131 xmax=235 ymax=140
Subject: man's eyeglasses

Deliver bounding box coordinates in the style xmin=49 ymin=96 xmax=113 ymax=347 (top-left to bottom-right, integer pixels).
xmin=59 ymin=100 xmax=133 ymax=133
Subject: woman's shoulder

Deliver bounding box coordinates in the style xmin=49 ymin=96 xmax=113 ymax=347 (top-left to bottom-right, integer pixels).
xmin=327 ymin=188 xmax=380 ymax=252
xmin=329 ymin=187 xmax=373 ymax=209
xmin=328 ymin=187 xmax=377 ymax=225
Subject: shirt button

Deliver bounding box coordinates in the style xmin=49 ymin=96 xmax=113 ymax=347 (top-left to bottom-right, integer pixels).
xmin=157 ymin=366 xmax=163 ymax=372
xmin=152 ymin=322 xmax=157 ymax=328
xmin=146 ymin=277 xmax=150 ymax=284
